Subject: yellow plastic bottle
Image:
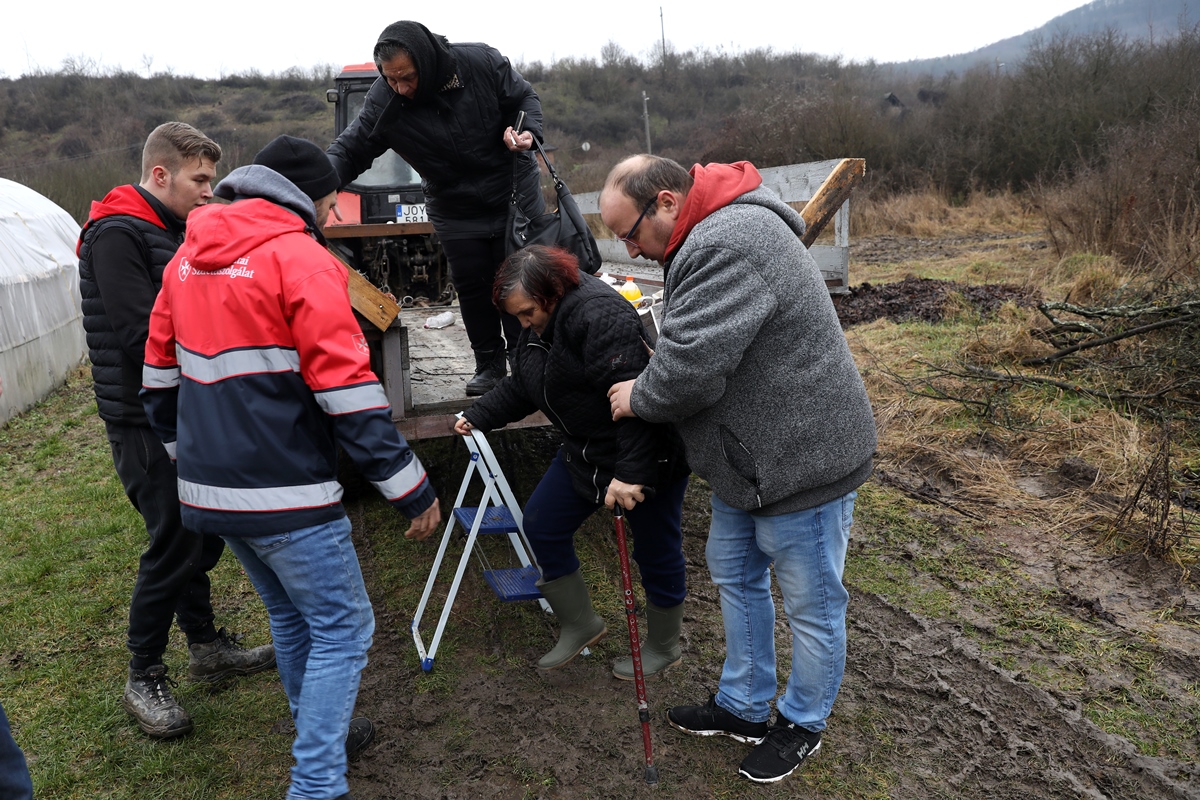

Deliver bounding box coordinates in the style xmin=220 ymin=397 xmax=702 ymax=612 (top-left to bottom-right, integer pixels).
xmin=618 ymin=276 xmax=642 ymax=304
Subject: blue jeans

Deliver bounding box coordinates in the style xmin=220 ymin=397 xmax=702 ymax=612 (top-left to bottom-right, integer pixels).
xmin=0 ymin=701 xmax=33 ymax=800
xmin=223 ymin=517 xmax=374 ymax=800
xmin=707 ymin=491 xmax=855 ymax=731
xmin=523 ymin=450 xmax=688 ymax=608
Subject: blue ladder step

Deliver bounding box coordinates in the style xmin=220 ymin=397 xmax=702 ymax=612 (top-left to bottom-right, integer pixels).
xmin=483 ymin=566 xmax=543 ymax=602
xmin=453 ymin=506 xmax=520 ymax=534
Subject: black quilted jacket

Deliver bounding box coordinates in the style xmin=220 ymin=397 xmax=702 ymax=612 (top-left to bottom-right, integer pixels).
xmin=326 ymin=42 xmax=544 ymax=240
xmin=464 ymin=273 xmax=688 ymax=503
xmin=78 ymin=185 xmax=185 ymax=425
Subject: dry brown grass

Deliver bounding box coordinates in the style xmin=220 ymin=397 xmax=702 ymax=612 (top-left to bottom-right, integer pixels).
xmin=848 ymin=191 xmax=1056 ymax=289
xmin=851 ymin=190 xmax=1037 ymax=238
xmin=1035 ymin=253 xmax=1134 ymax=304
xmin=846 ymin=300 xmax=1192 ymax=563
xmin=1033 ymin=105 xmax=1200 ymax=282
xmin=959 ymin=304 xmax=1054 ymax=366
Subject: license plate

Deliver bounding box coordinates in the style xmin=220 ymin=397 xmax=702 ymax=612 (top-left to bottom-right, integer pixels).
xmin=397 ymin=203 xmax=427 ymax=223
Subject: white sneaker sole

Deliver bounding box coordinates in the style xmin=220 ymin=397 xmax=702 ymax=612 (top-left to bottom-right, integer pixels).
xmin=667 ymin=715 xmax=766 ymax=745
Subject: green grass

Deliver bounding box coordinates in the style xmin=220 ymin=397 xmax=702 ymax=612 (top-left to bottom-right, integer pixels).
xmin=1 ymin=370 xmax=286 ymax=800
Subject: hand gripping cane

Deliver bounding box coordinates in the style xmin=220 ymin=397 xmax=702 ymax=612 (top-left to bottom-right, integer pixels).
xmin=613 ymin=505 xmax=659 ymax=785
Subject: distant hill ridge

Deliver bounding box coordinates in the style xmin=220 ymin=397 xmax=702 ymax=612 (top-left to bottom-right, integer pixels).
xmin=894 ymin=0 xmax=1200 ymax=75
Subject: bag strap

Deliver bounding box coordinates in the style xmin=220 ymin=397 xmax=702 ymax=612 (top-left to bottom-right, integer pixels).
xmin=529 ymin=137 xmax=565 ymax=191
xmin=510 ymin=133 xmax=567 ymax=204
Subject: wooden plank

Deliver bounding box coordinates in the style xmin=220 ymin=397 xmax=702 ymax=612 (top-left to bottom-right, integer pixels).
xmin=811 ymin=246 xmax=851 ymax=293
xmin=799 ymin=158 xmax=866 ymax=247
xmin=759 ymin=159 xmax=847 ymax=203
xmin=324 ymin=246 xmax=401 ymax=331
xmin=347 ymin=267 xmax=402 ymax=331
xmin=324 ymin=221 xmax=435 ymax=238
xmin=378 ymin=321 xmax=410 ymax=419
xmin=398 ymin=411 xmax=551 ymax=441
xmin=400 ymin=308 xmax=477 ymax=412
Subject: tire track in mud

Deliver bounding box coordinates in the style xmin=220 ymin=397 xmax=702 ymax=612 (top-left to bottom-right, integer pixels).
xmin=839 ymin=589 xmax=1200 ymax=799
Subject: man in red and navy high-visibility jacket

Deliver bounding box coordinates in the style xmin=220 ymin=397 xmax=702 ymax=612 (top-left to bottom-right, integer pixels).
xmin=142 ymin=135 xmax=440 ymax=800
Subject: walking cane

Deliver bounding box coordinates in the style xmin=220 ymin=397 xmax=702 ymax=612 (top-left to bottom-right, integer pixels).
xmin=612 ymin=505 xmax=659 ymax=785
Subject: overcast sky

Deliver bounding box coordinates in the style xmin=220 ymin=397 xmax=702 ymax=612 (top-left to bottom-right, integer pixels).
xmin=2 ymin=1 xmax=1090 ymax=79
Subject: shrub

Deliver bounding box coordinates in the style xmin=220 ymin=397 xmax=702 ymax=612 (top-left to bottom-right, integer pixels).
xmin=228 ymin=92 xmax=273 ymax=125
xmin=1034 ymin=103 xmax=1200 ymax=278
xmin=273 ymin=92 xmax=325 ymax=119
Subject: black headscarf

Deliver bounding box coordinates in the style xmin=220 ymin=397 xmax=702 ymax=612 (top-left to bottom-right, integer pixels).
xmin=373 ymin=21 xmax=457 ymax=104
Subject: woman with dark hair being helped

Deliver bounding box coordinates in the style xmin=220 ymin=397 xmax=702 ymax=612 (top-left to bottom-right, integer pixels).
xmin=327 ymin=20 xmax=544 ymax=396
xmin=454 ymin=245 xmax=690 ymax=676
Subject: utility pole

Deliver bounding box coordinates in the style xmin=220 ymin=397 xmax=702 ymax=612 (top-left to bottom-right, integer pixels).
xmin=642 ymin=91 xmax=652 ymax=154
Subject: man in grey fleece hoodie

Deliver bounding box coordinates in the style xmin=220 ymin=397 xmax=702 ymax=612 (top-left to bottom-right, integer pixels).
xmin=603 ymin=154 xmax=876 ymax=784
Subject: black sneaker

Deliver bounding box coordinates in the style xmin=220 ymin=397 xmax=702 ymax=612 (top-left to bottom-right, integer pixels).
xmin=666 ymin=694 xmax=768 ymax=745
xmin=738 ymin=717 xmax=822 ymax=783
xmin=345 ymin=717 xmax=375 ymax=761
xmin=188 ymin=627 xmax=276 ymax=683
xmin=123 ymin=664 xmax=194 ymax=739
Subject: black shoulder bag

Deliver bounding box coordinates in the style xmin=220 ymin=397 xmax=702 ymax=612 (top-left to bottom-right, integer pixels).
xmin=506 ymin=138 xmax=603 ymax=275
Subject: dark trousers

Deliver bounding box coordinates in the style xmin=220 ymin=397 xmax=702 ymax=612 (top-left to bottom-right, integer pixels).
xmin=106 ymin=423 xmax=223 ymax=663
xmin=523 ymin=451 xmax=689 ymax=608
xmin=439 ymin=236 xmax=521 ymax=354
xmin=0 ymin=701 xmax=32 ymax=800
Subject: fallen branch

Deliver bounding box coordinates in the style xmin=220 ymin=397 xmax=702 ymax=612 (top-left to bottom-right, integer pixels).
xmin=1021 ymin=311 xmax=1199 ymax=366
xmin=937 ymin=362 xmax=1200 ymax=407
xmin=1039 ymin=298 xmax=1200 ymax=320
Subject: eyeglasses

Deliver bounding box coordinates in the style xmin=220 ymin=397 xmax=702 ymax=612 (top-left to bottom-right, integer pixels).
xmin=616 ymin=196 xmax=659 ymax=246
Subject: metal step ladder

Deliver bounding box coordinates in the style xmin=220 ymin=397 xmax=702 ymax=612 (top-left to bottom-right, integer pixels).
xmin=411 ymin=420 xmax=550 ymax=671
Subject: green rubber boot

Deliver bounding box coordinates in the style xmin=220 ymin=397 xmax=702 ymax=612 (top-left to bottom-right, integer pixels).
xmin=536 ymin=570 xmax=607 ymax=670
xmin=613 ymin=601 xmax=683 ymax=680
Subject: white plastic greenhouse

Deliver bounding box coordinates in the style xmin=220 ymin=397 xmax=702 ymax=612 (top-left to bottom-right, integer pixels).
xmin=0 ymin=179 xmax=86 ymax=426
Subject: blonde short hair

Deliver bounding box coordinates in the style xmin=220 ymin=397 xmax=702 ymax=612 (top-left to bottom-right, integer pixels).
xmin=140 ymin=122 xmax=221 ymax=181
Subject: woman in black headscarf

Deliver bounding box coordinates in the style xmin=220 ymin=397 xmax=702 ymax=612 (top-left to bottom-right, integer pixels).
xmin=327 ymin=21 xmax=544 ymax=396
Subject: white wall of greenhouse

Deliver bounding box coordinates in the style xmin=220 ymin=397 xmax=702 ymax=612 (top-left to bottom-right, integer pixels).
xmin=0 ymin=179 xmax=86 ymax=426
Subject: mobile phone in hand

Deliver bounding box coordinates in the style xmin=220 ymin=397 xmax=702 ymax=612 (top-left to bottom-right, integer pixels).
xmin=514 ymin=110 xmax=526 ymax=133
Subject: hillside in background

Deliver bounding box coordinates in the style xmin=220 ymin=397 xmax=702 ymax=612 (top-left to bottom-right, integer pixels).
xmin=895 ymin=0 xmax=1200 ymax=76
xmin=1 ymin=18 xmax=1198 ymax=283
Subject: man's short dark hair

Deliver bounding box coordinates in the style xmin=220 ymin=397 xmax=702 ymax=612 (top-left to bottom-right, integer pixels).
xmin=141 ymin=122 xmax=221 ymax=181
xmin=604 ymin=155 xmax=694 ymax=213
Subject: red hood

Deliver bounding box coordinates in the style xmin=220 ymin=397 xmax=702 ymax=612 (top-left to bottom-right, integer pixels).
xmin=76 ymin=184 xmax=165 ymax=256
xmin=179 ymin=198 xmax=309 ymax=271
xmin=665 ymin=162 xmax=762 ymax=261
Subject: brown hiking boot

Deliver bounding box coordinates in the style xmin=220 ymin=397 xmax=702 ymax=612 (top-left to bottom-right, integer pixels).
xmin=123 ymin=665 xmax=193 ymax=739
xmin=188 ymin=627 xmax=276 ymax=683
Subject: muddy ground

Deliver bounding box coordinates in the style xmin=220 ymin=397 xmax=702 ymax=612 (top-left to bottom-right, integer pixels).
xmin=343 ymin=235 xmax=1200 ymax=799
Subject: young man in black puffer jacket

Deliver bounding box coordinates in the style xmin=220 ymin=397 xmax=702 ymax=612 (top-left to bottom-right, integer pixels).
xmin=77 ymin=122 xmax=275 ymax=740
